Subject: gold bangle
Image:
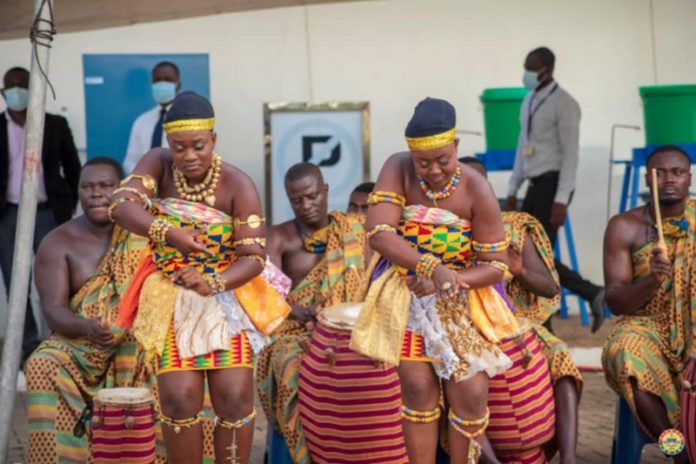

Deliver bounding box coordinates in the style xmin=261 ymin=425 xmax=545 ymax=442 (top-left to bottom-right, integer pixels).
xmin=481 ymin=260 xmax=509 ymax=274
xmin=366 ymin=224 xmax=397 ymax=240
xmin=239 ymin=254 xmax=266 ymax=269
xmin=148 ymin=217 xmax=172 ymax=245
xmin=107 ymin=196 xmax=144 ymax=222
xmin=121 ymin=174 xmax=157 ymax=195
xmin=232 ymin=237 xmax=266 ymax=248
xmin=203 ymin=271 xmax=227 ymax=294
xmin=233 ymin=214 xmax=265 ymax=230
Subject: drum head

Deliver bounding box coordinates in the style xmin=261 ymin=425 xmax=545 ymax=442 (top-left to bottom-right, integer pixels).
xmin=317 ymin=302 xmax=363 ymax=330
xmin=95 ymin=387 xmax=153 ymax=405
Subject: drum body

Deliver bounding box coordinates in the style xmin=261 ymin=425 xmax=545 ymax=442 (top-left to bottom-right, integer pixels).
xmin=298 ymin=303 xmax=408 ymax=463
xmin=487 ymin=328 xmax=556 ymax=463
xmin=680 ymin=357 xmax=696 ymax=463
xmin=92 ymin=387 xmax=156 ymax=464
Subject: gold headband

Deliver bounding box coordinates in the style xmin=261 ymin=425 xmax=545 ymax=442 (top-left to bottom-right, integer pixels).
xmin=405 ymin=127 xmax=456 ymax=151
xmin=162 ymin=118 xmax=215 ymax=135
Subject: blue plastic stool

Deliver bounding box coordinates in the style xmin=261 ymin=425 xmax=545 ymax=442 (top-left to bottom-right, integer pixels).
xmin=611 ymin=397 xmax=652 ymax=464
xmin=265 ymin=426 xmax=293 ymax=464
xmin=553 ymin=216 xmax=591 ymax=326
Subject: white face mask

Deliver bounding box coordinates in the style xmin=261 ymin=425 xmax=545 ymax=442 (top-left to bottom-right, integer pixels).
xmin=522 ymin=70 xmax=539 ymax=90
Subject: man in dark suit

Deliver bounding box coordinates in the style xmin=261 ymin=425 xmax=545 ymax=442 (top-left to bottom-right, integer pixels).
xmin=0 ymin=66 xmax=81 ymax=363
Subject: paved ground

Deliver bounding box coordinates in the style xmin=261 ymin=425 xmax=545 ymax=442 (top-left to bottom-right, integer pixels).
xmin=4 ymin=316 xmax=674 ymax=463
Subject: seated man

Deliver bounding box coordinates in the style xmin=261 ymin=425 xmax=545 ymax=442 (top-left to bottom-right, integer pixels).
xmin=347 ymin=181 xmax=375 ymax=219
xmin=24 ymin=158 xmax=151 ymax=463
xmin=257 ymin=163 xmax=406 ymax=463
xmin=602 ymin=145 xmax=693 ymax=463
xmin=462 ymin=156 xmax=582 ymax=464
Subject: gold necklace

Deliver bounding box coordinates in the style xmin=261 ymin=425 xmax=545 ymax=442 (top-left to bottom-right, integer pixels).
xmin=173 ymin=154 xmax=222 ymax=206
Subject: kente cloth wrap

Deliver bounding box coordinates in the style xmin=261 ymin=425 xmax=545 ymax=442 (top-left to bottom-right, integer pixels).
xmin=122 ymin=198 xmax=289 ymax=371
xmin=298 ymin=324 xmax=408 ymax=464
xmin=351 ymin=204 xmax=517 ymax=380
xmin=502 ymin=212 xmax=560 ymax=323
xmin=257 ymin=212 xmax=367 ymax=464
xmin=25 ymin=228 xmax=158 ymax=464
xmin=487 ymin=328 xmax=556 ymax=464
xmin=602 ymin=200 xmax=696 ymax=437
xmin=503 ymin=212 xmax=583 ymax=392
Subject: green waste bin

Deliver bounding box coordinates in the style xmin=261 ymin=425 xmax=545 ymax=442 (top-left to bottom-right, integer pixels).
xmin=480 ymin=87 xmax=528 ymax=151
xmin=639 ymin=84 xmax=696 ymax=145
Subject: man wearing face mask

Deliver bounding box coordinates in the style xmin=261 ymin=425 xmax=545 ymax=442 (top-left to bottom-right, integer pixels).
xmin=0 ymin=66 xmax=81 ymax=364
xmin=504 ymin=47 xmax=606 ymax=333
xmin=122 ymin=60 xmax=180 ymax=173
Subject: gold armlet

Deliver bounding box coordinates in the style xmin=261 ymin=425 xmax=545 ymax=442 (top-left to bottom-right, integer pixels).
xmin=366 ymin=224 xmax=397 ymax=240
xmin=233 ymin=214 xmax=265 ymax=230
xmin=367 ymin=191 xmax=406 ymax=208
xmin=472 ymin=239 xmax=509 ymax=253
xmin=107 ymin=197 xmax=142 ymax=222
xmin=239 ymin=254 xmax=266 ymax=269
xmin=232 ymin=237 xmax=267 ymax=248
xmin=121 ymin=174 xmax=158 ymax=196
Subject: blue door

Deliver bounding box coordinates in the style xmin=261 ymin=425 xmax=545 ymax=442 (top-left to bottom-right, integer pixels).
xmin=83 ymin=53 xmax=210 ymax=164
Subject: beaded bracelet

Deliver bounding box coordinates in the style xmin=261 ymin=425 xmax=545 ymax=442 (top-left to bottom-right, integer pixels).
xmin=120 ymin=174 xmax=158 ymax=195
xmin=232 ymin=237 xmax=267 ymax=248
xmin=472 ymin=239 xmax=509 ymax=253
xmin=239 ymin=254 xmax=266 ymax=269
xmin=481 ymin=260 xmax=509 ymax=275
xmin=113 ymin=186 xmax=152 ymax=207
xmin=415 ymin=253 xmax=441 ymax=280
xmin=148 ymin=218 xmax=172 ymax=245
xmin=366 ymin=224 xmax=397 ymax=239
xmin=203 ymin=271 xmax=227 ymax=294
xmin=367 ymin=191 xmax=406 ymax=208
xmin=107 ymin=197 xmax=142 ymax=222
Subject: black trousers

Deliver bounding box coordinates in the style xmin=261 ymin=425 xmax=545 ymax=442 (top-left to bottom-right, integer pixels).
xmin=521 ymin=171 xmax=602 ymax=304
xmin=0 ymin=203 xmax=57 ymax=362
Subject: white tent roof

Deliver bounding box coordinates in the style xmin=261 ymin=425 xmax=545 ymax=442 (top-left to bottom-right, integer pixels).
xmin=0 ymin=0 xmax=362 ymax=40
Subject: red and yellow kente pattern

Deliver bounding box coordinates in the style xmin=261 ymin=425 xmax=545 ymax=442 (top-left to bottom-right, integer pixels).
xmin=400 ymin=331 xmax=430 ymax=362
xmin=156 ymin=325 xmax=253 ymax=375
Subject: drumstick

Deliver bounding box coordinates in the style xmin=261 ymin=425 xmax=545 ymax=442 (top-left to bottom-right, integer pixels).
xmin=651 ymin=169 xmax=667 ymax=253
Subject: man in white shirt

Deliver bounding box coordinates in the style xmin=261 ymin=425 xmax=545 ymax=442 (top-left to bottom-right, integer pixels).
xmin=122 ymin=61 xmax=180 ymax=173
xmin=505 ymin=47 xmax=605 ymax=332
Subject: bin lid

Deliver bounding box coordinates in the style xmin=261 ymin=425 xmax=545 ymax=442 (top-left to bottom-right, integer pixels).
xmin=639 ymin=84 xmax=696 ymax=97
xmin=480 ymin=87 xmax=528 ymax=103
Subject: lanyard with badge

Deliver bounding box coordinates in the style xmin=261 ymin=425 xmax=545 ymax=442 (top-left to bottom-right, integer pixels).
xmin=523 ymin=83 xmax=559 ymax=157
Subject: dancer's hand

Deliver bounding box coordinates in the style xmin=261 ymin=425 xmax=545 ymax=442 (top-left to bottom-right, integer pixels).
xmin=507 ymin=244 xmax=523 ymax=277
xmin=404 ymin=276 xmax=436 ymax=298
xmin=172 ymin=267 xmax=214 ymax=296
xmin=85 ymin=317 xmax=117 ymax=348
xmin=166 ymin=227 xmax=211 ymax=256
xmin=649 ymin=246 xmax=671 ymax=283
xmin=432 ymin=265 xmax=461 ymax=299
xmin=291 ymin=304 xmax=316 ymax=325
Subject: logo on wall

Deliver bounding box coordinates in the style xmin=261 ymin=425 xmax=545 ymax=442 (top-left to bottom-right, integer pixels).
xmin=265 ymin=102 xmax=370 ymax=225
xmin=302 ymin=135 xmax=341 ymax=167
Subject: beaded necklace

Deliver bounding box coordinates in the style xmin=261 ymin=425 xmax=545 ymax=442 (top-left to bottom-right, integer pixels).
xmin=417 ymin=165 xmax=462 ymax=204
xmin=173 ymin=154 xmax=221 ymax=206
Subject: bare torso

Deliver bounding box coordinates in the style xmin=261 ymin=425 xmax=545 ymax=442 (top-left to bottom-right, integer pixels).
xmin=268 ymin=220 xmax=323 ymax=287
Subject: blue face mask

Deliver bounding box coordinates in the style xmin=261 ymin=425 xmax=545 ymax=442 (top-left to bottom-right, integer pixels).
xmin=3 ymin=87 xmax=29 ymax=111
xmin=522 ymin=71 xmax=539 ymax=90
xmin=152 ymin=81 xmax=177 ymax=104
